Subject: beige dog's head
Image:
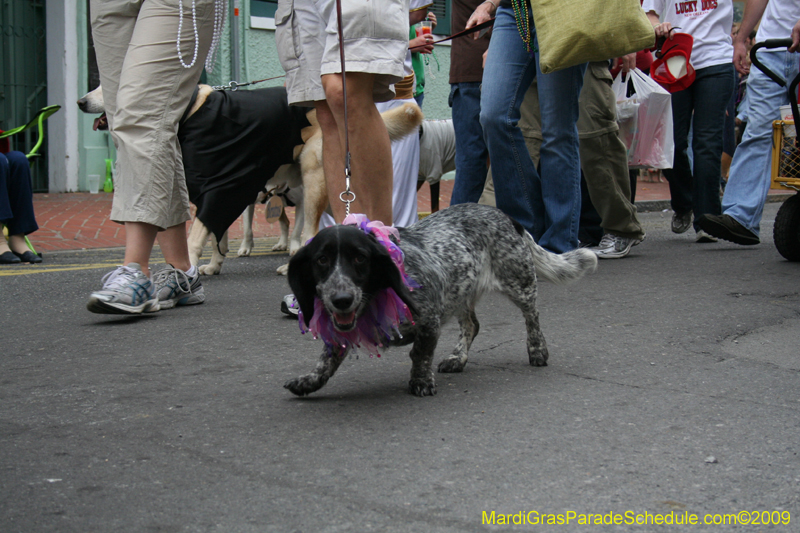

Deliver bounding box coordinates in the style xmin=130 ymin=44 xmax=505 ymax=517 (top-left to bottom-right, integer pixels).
xmin=77 ymin=86 xmax=108 ymax=130
xmin=77 ymin=86 xmax=104 ymax=114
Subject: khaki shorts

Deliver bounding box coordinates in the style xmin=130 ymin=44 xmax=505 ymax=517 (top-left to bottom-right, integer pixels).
xmin=275 ymin=0 xmax=409 ymax=107
xmin=90 ymin=0 xmax=216 ymax=229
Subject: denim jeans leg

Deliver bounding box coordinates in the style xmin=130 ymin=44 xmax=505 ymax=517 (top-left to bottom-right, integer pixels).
xmin=450 ymin=83 xmax=489 ymax=205
xmin=722 ymin=51 xmax=799 ymax=236
xmin=1 ymin=151 xmax=38 ymax=235
xmin=663 ymin=87 xmax=694 ymax=215
xmin=479 ymin=6 xmax=539 ymax=236
xmin=690 ymin=63 xmax=734 ymax=229
xmin=534 ymin=47 xmax=585 ymax=252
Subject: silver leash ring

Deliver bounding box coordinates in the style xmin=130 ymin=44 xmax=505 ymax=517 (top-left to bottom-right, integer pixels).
xmin=339 ymin=190 xmax=356 ymax=203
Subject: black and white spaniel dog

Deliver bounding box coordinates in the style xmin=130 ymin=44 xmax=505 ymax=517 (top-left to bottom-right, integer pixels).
xmin=286 ymin=203 xmax=598 ymax=397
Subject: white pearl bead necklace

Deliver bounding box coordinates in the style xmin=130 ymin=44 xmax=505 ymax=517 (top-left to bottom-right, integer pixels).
xmin=177 ymin=0 xmax=227 ymax=73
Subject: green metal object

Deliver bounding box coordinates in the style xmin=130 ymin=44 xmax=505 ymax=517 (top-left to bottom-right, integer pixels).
xmin=0 ymin=105 xmax=62 ymax=160
xmin=104 ymin=159 xmax=114 ymax=193
xmin=1 ymin=0 xmax=49 ymax=191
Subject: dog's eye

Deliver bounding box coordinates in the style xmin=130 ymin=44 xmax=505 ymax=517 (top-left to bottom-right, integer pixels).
xmin=353 ymin=254 xmax=366 ymax=265
xmin=317 ymin=256 xmax=329 ymax=266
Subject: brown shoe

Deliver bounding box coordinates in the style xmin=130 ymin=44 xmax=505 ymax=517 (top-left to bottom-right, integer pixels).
xmin=696 ymin=214 xmax=759 ymax=245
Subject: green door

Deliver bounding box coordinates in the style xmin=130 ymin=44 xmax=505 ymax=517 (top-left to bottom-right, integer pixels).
xmin=1 ymin=0 xmax=49 ymax=192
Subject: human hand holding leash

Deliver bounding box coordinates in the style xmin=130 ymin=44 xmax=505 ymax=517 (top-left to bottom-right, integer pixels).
xmin=466 ymin=0 xmax=495 ymax=38
xmin=789 ymin=18 xmax=800 ymax=53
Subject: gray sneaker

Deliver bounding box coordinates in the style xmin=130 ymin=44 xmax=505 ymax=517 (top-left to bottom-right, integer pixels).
xmin=87 ymin=263 xmax=160 ymax=314
xmin=152 ymin=265 xmax=205 ymax=309
xmin=672 ymin=211 xmax=693 ymax=234
xmin=589 ymin=233 xmax=643 ymax=259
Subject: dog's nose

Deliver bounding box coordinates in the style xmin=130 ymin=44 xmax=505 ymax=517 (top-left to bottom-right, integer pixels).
xmin=331 ymin=292 xmax=354 ymax=311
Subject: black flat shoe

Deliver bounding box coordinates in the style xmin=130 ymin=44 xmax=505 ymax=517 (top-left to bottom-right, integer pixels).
xmin=13 ymin=250 xmax=43 ymax=264
xmin=0 ymin=251 xmax=22 ymax=264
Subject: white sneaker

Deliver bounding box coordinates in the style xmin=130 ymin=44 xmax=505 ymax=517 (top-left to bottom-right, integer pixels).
xmin=281 ymin=294 xmax=300 ymax=316
xmin=589 ymin=233 xmax=643 ymax=259
xmin=87 ymin=263 xmax=160 ymax=314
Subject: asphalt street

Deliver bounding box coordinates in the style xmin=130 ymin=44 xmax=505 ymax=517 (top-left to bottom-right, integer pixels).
xmin=1 ymin=202 xmax=798 ymax=532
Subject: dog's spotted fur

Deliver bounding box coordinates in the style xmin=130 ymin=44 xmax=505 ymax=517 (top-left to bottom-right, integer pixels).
xmin=286 ymin=203 xmax=598 ymax=397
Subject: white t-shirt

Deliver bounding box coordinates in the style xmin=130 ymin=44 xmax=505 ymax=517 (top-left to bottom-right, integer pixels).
xmin=755 ymin=0 xmax=800 ymax=51
xmin=642 ymin=0 xmax=734 ymax=69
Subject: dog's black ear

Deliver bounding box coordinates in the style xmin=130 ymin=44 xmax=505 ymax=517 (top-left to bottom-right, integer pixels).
xmin=368 ymin=242 xmax=420 ymax=320
xmin=287 ymin=243 xmax=317 ymax=326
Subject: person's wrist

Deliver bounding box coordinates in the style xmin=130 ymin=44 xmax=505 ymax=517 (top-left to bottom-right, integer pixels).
xmin=482 ymin=0 xmax=497 ymax=12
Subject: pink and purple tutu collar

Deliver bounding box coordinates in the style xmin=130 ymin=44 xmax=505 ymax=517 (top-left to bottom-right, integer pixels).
xmin=297 ymin=214 xmax=417 ymax=357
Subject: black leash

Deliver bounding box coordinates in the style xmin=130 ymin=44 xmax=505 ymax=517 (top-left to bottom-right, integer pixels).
xmin=211 ymin=74 xmax=286 ymax=91
xmin=409 ymin=18 xmax=495 ymax=51
xmin=335 ymin=0 xmax=355 ymax=216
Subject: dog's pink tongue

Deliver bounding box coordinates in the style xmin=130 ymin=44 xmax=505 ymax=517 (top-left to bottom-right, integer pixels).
xmin=93 ymin=114 xmax=108 ymax=131
xmin=335 ymin=311 xmax=356 ymax=325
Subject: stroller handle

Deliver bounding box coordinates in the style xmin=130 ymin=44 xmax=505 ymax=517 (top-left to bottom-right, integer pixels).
xmin=749 ymin=38 xmax=799 ymax=125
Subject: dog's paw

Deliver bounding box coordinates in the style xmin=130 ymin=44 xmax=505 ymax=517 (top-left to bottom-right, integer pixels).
xmin=529 ymin=347 xmax=549 ymax=367
xmin=237 ymin=243 xmax=253 ymax=257
xmin=198 ymin=263 xmax=222 ymax=276
xmin=284 ymin=374 xmax=326 ymax=396
xmin=437 ymin=356 xmax=466 ymax=373
xmin=408 ymin=378 xmax=437 ymax=397
xmin=272 ymin=241 xmax=288 ymax=252
xmin=276 ymin=263 xmax=289 ymax=276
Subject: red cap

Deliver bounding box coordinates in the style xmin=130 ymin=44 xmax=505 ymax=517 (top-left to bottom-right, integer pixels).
xmin=650 ymin=33 xmax=696 ymax=93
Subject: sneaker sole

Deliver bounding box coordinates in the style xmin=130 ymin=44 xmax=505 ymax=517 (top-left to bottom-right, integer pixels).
xmin=87 ymin=297 xmax=160 ymax=315
xmin=594 ymin=247 xmax=632 ymax=259
xmin=160 ymin=293 xmax=205 ymax=309
xmin=697 ymin=218 xmax=759 ymax=246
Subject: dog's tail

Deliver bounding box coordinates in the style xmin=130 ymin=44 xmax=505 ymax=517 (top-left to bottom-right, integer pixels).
xmin=382 ymin=102 xmax=424 ymax=142
xmin=525 ymin=232 xmax=598 ymax=285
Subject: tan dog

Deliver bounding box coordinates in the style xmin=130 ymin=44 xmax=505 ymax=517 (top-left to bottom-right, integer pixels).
xmin=78 ymin=85 xmax=424 ymax=276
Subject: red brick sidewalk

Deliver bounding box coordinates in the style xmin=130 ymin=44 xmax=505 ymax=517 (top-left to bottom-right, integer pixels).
xmin=27 ymin=176 xmax=712 ymax=253
xmin=30 ymin=179 xmax=456 ymax=253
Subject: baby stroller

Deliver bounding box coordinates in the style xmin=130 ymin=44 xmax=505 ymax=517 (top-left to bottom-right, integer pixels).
xmin=750 ymin=38 xmax=800 ymax=261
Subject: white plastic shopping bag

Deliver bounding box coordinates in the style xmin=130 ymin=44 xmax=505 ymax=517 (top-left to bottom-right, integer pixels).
xmin=614 ymin=68 xmax=674 ymax=169
xmin=613 ymin=71 xmax=639 ymax=161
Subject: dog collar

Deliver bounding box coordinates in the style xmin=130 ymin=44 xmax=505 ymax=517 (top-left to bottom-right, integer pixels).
xmin=297 ymin=215 xmax=417 ymax=357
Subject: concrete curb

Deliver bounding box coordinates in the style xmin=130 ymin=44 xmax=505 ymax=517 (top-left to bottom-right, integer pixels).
xmin=635 ymin=192 xmax=794 ymax=213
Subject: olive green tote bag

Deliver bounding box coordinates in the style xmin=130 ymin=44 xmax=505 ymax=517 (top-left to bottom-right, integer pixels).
xmin=531 ymin=0 xmax=655 ymax=74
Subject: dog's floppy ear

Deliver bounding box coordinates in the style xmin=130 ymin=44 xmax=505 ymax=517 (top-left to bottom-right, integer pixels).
xmin=287 ymin=242 xmax=317 ymax=326
xmin=367 ymin=241 xmax=419 ymax=320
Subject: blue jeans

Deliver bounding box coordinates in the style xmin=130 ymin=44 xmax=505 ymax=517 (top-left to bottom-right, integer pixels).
xmin=722 ymin=50 xmax=800 ymax=237
xmin=663 ymin=63 xmax=734 ymax=229
xmin=449 ymin=82 xmax=489 ymax=204
xmin=479 ymin=6 xmax=585 ymax=253
xmin=0 ymin=151 xmax=38 ymax=236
